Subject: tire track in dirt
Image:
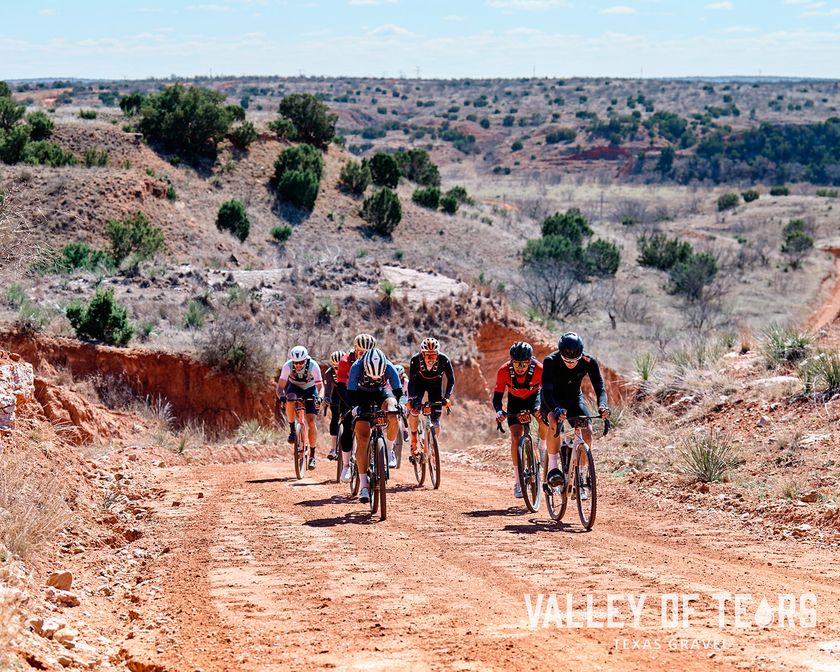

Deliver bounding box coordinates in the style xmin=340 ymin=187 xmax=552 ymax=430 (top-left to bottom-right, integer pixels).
xmin=132 ymin=453 xmax=840 ymax=672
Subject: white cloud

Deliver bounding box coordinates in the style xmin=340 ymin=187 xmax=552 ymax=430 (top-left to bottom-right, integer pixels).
xmin=506 ymin=27 xmax=545 ymax=35
xmin=783 ymin=0 xmax=811 ymax=4
xmin=705 ymin=1 xmax=734 ymax=8
xmin=487 ymin=0 xmax=568 ymax=10
xmin=188 ymin=4 xmax=235 ymax=12
xmin=349 ymin=0 xmax=397 ymax=4
xmin=600 ymin=6 xmax=637 ymax=14
xmin=719 ymin=25 xmax=758 ymax=32
xmin=365 ymin=23 xmax=417 ymax=37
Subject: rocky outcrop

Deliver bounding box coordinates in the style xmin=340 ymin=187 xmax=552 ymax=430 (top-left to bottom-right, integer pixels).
xmin=0 ymin=351 xmax=35 ymax=433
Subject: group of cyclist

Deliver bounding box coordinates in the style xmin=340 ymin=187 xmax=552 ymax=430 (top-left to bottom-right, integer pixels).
xmin=274 ymin=330 xmax=609 ymax=505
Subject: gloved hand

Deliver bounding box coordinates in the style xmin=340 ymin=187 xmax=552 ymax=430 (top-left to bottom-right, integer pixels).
xmin=351 ymin=406 xmax=359 ymax=418
xmin=495 ymin=409 xmax=506 ymax=421
xmin=443 ymin=397 xmax=451 ymax=409
xmin=598 ymin=405 xmax=610 ymax=419
xmin=553 ymin=407 xmax=567 ymax=421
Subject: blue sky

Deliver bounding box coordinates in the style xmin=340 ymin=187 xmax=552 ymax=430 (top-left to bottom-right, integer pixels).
xmin=3 ymin=0 xmax=840 ymax=80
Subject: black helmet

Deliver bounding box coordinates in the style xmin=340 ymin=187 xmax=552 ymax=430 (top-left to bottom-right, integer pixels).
xmin=509 ymin=341 xmax=533 ymax=362
xmin=558 ymin=332 xmax=583 ymax=361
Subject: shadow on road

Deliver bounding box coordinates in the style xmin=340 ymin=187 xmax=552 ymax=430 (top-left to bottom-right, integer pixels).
xmin=304 ymin=511 xmax=378 ymax=527
xmin=463 ymin=506 xmax=526 ymax=518
xmin=502 ymin=519 xmax=587 ymax=534
xmin=246 ymin=477 xmax=295 ymax=484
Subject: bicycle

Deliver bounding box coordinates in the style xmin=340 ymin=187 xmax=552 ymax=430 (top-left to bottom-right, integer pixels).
xmin=411 ymin=401 xmax=449 ymax=490
xmin=290 ymin=398 xmax=310 ymax=480
xmin=496 ymin=410 xmax=542 ymax=513
xmin=393 ymin=405 xmax=410 ymax=469
xmin=543 ymin=415 xmax=610 ymax=530
xmin=355 ymin=405 xmax=393 ymax=520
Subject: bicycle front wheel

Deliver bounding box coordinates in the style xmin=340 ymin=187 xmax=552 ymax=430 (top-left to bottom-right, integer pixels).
xmin=413 ymin=433 xmax=426 ymax=486
xmin=375 ymin=436 xmax=388 ymax=521
xmin=517 ymin=434 xmax=541 ymax=513
xmin=428 ymin=428 xmax=441 ymax=490
xmin=293 ymin=422 xmax=305 ymax=480
xmin=368 ymin=439 xmax=379 ymax=515
xmin=576 ymin=445 xmax=597 ymax=530
xmin=334 ymin=426 xmax=343 ymax=484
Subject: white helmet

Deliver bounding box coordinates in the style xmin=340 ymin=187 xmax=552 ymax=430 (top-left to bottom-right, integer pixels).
xmin=354 ymin=333 xmax=377 ymax=352
xmin=329 ymin=350 xmax=346 ymax=368
xmin=363 ymin=348 xmax=388 ymax=380
xmin=289 ymin=345 xmax=308 ymax=362
xmin=394 ymin=363 xmax=405 ymax=376
xmin=420 ymin=337 xmax=440 ymax=353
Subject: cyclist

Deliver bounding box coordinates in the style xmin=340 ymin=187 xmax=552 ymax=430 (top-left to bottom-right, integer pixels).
xmin=492 ymin=341 xmax=547 ymax=499
xmin=324 ymin=350 xmax=346 ymax=461
xmin=276 ymin=345 xmax=325 ymax=470
xmin=347 ymin=347 xmax=403 ymax=504
xmin=336 ymin=333 xmax=377 ymax=482
xmin=406 ymin=338 xmax=455 ymax=464
xmin=542 ymin=332 xmax=610 ymax=490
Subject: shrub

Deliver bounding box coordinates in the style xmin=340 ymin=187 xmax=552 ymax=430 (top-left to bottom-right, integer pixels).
xmin=0 ymin=124 xmax=32 ymax=164
xmin=183 ymin=300 xmax=209 ymax=330
xmin=586 ymin=239 xmax=621 ymax=276
xmin=83 ymin=147 xmax=109 ymax=167
xmin=545 ymin=128 xmax=576 ymax=144
xmin=119 ymin=92 xmax=144 ymax=116
xmin=679 ymin=429 xmax=740 ymax=483
xmin=166 ymin=184 xmax=177 ymax=202
xmin=272 ymin=143 xmax=324 ymax=184
xmin=440 ymin=193 xmax=459 ymax=215
xmin=216 ymin=200 xmax=250 ymax=242
xmin=368 ymin=152 xmax=400 ymax=188
xmin=760 ymin=323 xmax=812 ymax=367
xmin=338 ymin=159 xmax=371 ymax=195
xmin=412 ymin=186 xmax=440 ymax=209
xmin=800 ymin=350 xmax=840 ymax=396
xmin=511 ymin=140 xmax=523 ymax=151
xmin=0 ymin=97 xmax=25 ymax=131
xmin=268 ymin=116 xmax=297 ymax=141
xmin=66 ymin=287 xmax=133 ymax=346
xmin=667 ymin=251 xmax=718 ymax=300
xmin=770 ymin=185 xmax=790 ymax=196
xmin=741 ymin=189 xmax=759 ymax=203
xmin=271 ymin=224 xmax=293 ymax=243
xmin=229 ymin=121 xmax=258 ymax=149
xmin=717 ymin=192 xmax=740 ymax=211
xmin=138 ymin=84 xmax=234 ymax=161
xmin=55 ymin=242 xmax=115 ymax=273
xmin=393 ymin=148 xmax=440 ymax=186
xmin=444 ymin=185 xmax=472 ymax=205
xmin=79 ymin=109 xmax=97 ymax=120
xmin=277 ymin=93 xmax=336 ymax=149
xmin=278 ymin=170 xmax=319 ymax=209
xmin=105 ymin=212 xmax=164 ymax=265
xmin=637 ymin=232 xmax=692 ymax=270
xmin=541 ymin=209 xmax=592 ymax=246
xmin=26 ymin=110 xmax=53 ymax=140
xmin=21 ymin=140 xmax=76 ymax=167
xmin=362 ymin=188 xmax=402 ymax=234
xmin=816 ymin=188 xmax=839 ymax=198
xmin=200 ymin=314 xmax=271 ymax=379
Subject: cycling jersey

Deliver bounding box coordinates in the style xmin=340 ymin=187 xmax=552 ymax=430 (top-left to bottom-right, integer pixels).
xmin=347 ymin=359 xmax=403 ymax=407
xmin=541 ymin=351 xmax=607 ymax=414
xmin=492 ymin=358 xmax=543 ymax=412
xmin=324 ymin=366 xmax=337 ymax=404
xmin=276 ymin=358 xmax=323 ymax=397
xmin=407 ymin=352 xmax=455 ymax=399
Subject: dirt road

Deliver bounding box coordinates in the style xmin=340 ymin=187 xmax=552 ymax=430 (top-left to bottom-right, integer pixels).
xmin=113 ymin=446 xmax=840 ymax=672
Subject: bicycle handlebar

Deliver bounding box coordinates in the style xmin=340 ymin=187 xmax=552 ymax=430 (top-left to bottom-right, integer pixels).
xmin=553 ymin=415 xmax=611 ymax=438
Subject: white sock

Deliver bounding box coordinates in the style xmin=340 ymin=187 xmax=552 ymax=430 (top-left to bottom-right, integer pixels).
xmin=360 ymin=474 xmax=369 ymax=489
xmin=386 ymin=437 xmax=395 ymax=451
xmin=548 ymin=453 xmax=559 ymax=471
xmin=342 ymin=451 xmax=349 ymax=468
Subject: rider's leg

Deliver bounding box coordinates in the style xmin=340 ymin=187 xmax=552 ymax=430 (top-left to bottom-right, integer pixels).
xmin=305 ymin=412 xmax=318 ymax=448
xmin=354 ymin=420 xmax=371 ymax=489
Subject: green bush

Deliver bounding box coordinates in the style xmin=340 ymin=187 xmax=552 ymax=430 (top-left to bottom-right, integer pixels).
xmin=368 ymin=152 xmax=400 ymax=188
xmin=272 ymin=143 xmax=324 ymax=184
xmin=277 ymin=93 xmax=336 ymax=149
xmin=166 ymin=184 xmax=177 ymax=202
xmin=119 ymin=92 xmax=144 ymax=116
xmin=267 ymin=117 xmax=297 ymax=141
xmin=22 ymin=140 xmax=76 ymax=167
xmin=440 ymin=193 xmax=458 ymax=215
xmin=741 ymin=189 xmax=759 ymax=203
xmin=79 ymin=109 xmax=97 ymax=120
xmin=667 ymin=252 xmax=718 ymax=300
xmin=55 ymin=242 xmax=115 ymax=273
xmin=511 ymin=140 xmax=523 ymax=151
xmin=586 ymin=239 xmax=621 ymax=276
xmin=761 ymin=323 xmax=812 ymax=367
xmin=229 ymin=121 xmax=257 ymax=149
xmin=183 ymin=300 xmax=209 ymax=330
xmin=800 ymin=350 xmax=840 ymax=395
xmin=393 ymin=148 xmax=440 ymax=186
xmin=770 ymin=185 xmax=790 ymax=196
xmin=717 ymin=192 xmax=740 ymax=211
xmin=338 ymin=159 xmax=371 ymax=195
xmin=0 ymin=81 xmax=11 ymax=98
xmin=271 ymin=224 xmax=293 ymax=243
xmin=278 ymin=170 xmax=319 ymax=209
xmin=105 ymin=212 xmax=164 ymax=265
xmin=637 ymin=232 xmax=692 ymax=270
xmin=26 ymin=110 xmax=53 ymax=140
xmin=541 ymin=209 xmax=592 ymax=246
xmin=362 ymin=188 xmax=402 ymax=235
xmin=444 ymin=185 xmax=472 ymax=205
xmin=138 ymin=84 xmax=235 ymax=161
xmin=545 ymin=128 xmax=576 ymax=144
xmin=0 ymin=96 xmax=25 ymax=131
xmin=816 ymin=188 xmax=839 ymax=198
xmin=679 ymin=429 xmax=740 ymax=483
xmin=0 ymin=124 xmax=31 ymax=164
xmin=66 ymin=287 xmax=133 ymax=346
xmin=83 ymin=147 xmax=109 ymax=167
xmin=411 ymin=186 xmax=440 ymax=209
xmin=216 ymin=200 xmax=250 ymax=242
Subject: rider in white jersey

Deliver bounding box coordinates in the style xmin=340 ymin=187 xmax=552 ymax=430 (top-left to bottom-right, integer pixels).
xmin=276 ymin=346 xmax=325 ymax=470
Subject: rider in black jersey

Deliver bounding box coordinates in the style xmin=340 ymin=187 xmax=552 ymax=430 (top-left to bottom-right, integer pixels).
xmin=406 ymin=337 xmax=455 ymax=463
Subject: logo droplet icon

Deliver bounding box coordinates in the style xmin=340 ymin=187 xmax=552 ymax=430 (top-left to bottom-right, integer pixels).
xmin=754 ymin=597 xmax=774 ymax=628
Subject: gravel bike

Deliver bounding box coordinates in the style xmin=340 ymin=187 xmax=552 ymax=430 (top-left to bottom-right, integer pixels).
xmin=355 ymin=405 xmax=392 ymax=520
xmin=411 ymin=401 xmax=449 ymax=489
xmin=496 ymin=410 xmax=542 ymax=513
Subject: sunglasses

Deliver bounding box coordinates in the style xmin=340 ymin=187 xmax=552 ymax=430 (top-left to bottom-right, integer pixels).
xmin=512 ymin=360 xmax=530 ymax=368
xmin=561 ymin=355 xmax=581 ymax=364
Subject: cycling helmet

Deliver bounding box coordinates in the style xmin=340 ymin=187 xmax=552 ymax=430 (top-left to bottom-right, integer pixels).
xmin=329 ymin=350 xmax=346 ymax=368
xmin=289 ymin=345 xmax=309 ymax=362
xmin=354 ymin=333 xmax=377 ymax=352
xmin=394 ymin=363 xmax=405 ymax=376
xmin=509 ymin=341 xmax=533 ymax=362
xmin=420 ymin=337 xmax=440 ymax=353
xmin=558 ymin=332 xmax=584 ymax=361
xmin=363 ymin=348 xmax=388 ymax=380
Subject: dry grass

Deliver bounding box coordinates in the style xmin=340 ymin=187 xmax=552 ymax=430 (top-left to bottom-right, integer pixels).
xmin=234 ymin=419 xmax=284 ymax=445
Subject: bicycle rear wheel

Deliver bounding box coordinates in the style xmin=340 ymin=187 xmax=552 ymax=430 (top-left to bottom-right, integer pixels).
xmin=413 ymin=432 xmax=426 ymax=486
xmin=334 ymin=426 xmax=343 ymax=484
xmin=375 ymin=436 xmax=388 ymax=520
xmin=293 ymin=422 xmax=305 ymax=480
xmin=517 ymin=434 xmax=541 ymax=513
xmin=428 ymin=428 xmax=441 ymax=490
xmin=576 ymin=445 xmax=597 ymax=530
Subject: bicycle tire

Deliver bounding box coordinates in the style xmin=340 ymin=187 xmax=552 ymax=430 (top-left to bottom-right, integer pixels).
xmin=368 ymin=437 xmax=379 ymax=515
xmin=428 ymin=427 xmax=441 ymax=490
xmin=413 ymin=432 xmax=426 ymax=486
xmin=375 ymin=435 xmax=388 ymax=520
xmin=576 ymin=445 xmax=597 ymax=530
xmin=350 ymin=456 xmax=359 ymax=497
xmin=334 ymin=426 xmax=343 ymax=484
xmin=293 ymin=420 xmax=305 ymax=480
xmin=394 ymin=421 xmax=403 ymax=469
xmin=517 ymin=434 xmax=541 ymax=513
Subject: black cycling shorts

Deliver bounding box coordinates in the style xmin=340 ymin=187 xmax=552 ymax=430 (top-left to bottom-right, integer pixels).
xmin=285 ymin=383 xmax=319 ymax=415
xmin=354 ymin=388 xmax=395 ymax=420
xmin=409 ymin=378 xmax=444 ymax=418
xmin=506 ymin=391 xmax=541 ymax=427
